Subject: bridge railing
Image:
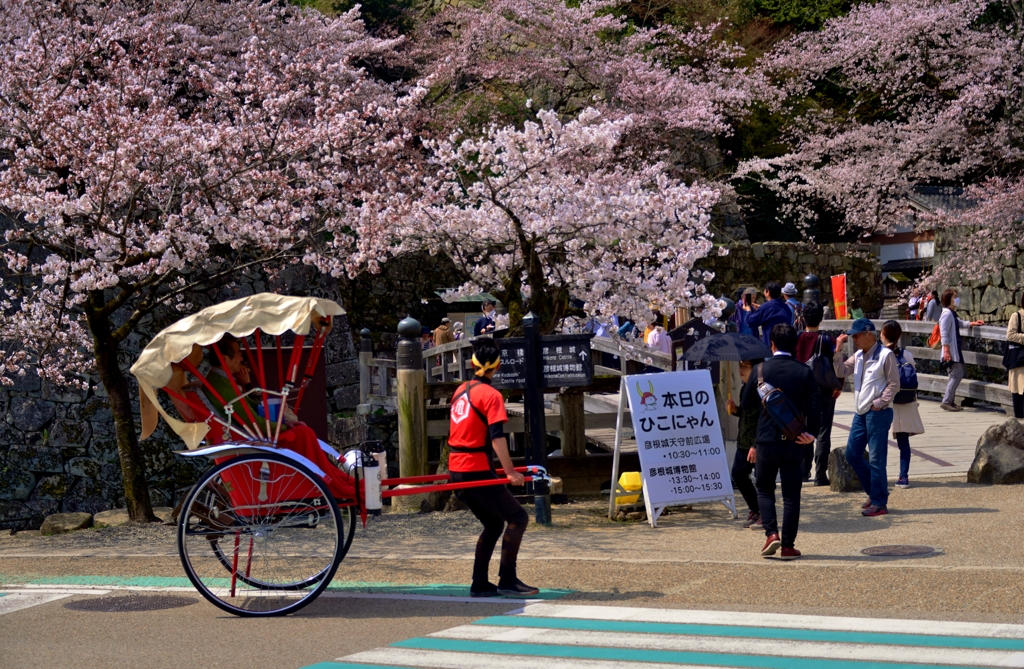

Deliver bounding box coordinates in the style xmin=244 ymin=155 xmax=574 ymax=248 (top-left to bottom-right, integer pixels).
xmin=821 ymin=319 xmax=1010 ymax=412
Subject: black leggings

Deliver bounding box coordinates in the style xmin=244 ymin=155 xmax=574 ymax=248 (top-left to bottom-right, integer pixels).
xmin=1013 ymin=392 xmax=1024 ymax=419
xmin=451 ymin=470 xmax=529 ymax=586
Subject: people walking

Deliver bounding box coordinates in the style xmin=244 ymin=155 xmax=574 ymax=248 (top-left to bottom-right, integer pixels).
xmin=880 ymin=320 xmax=924 ymax=489
xmin=473 ymin=299 xmax=497 ymax=337
xmin=794 ymin=302 xmax=840 ymax=486
xmin=849 ymin=298 xmax=865 ymax=320
xmin=448 ymin=337 xmax=538 ymax=597
xmin=741 ymin=324 xmax=819 ymax=560
xmin=646 ymin=324 xmax=672 ymax=354
xmin=834 ymin=319 xmax=899 ymax=517
xmin=923 ymin=290 xmax=941 ymax=321
xmin=1006 ymin=294 xmax=1024 ymax=421
xmin=938 ymin=289 xmax=985 ymax=412
xmin=726 ymin=358 xmax=764 ymax=529
xmin=745 ymin=282 xmax=794 ymax=346
xmin=453 ymin=321 xmax=465 ymax=340
xmin=434 ymin=317 xmax=455 ymax=347
xmin=782 ymin=282 xmax=803 ymax=329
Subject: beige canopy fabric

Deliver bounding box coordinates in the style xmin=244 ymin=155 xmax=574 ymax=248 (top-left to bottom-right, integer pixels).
xmin=130 ymin=293 xmax=345 ymax=449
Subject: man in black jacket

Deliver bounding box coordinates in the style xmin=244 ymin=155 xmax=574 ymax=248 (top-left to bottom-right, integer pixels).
xmin=741 ymin=323 xmax=820 ymax=560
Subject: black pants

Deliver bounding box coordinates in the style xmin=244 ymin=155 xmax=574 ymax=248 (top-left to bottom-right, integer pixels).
xmin=804 ymin=388 xmax=836 ymax=483
xmin=451 ymin=470 xmax=529 ymax=586
xmin=1013 ymin=392 xmax=1024 ymax=419
xmin=755 ymin=440 xmax=803 ymax=548
xmin=731 ymin=446 xmax=758 ymax=513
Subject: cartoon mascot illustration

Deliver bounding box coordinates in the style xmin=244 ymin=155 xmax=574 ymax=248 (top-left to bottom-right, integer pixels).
xmin=637 ymin=381 xmax=657 ymax=411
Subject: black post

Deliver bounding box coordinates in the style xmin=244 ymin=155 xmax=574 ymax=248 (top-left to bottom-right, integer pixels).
xmin=521 ymin=312 xmax=551 ymax=525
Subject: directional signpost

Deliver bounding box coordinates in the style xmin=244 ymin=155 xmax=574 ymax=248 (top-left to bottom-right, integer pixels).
xmin=487 ymin=318 xmax=594 ymax=525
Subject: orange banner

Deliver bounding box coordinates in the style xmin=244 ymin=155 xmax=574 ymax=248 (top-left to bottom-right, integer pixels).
xmin=831 ymin=274 xmax=848 ymax=319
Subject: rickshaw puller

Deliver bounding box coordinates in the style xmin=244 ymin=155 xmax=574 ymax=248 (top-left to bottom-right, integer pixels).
xmin=449 ymin=338 xmax=539 ymax=597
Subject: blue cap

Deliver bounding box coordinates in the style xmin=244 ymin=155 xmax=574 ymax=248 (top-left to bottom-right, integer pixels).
xmin=846 ymin=318 xmax=876 ymax=335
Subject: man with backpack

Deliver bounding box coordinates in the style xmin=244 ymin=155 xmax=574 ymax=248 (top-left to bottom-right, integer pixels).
xmin=741 ymin=324 xmax=819 ymax=560
xmin=834 ymin=319 xmax=900 ymax=517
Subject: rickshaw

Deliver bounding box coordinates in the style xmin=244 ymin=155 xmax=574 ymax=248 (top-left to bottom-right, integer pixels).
xmin=130 ymin=294 xmax=547 ymax=617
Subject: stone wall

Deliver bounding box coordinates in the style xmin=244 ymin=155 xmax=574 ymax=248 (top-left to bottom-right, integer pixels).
xmin=934 ymin=230 xmax=1024 ymax=324
xmin=697 ymin=241 xmax=883 ymax=313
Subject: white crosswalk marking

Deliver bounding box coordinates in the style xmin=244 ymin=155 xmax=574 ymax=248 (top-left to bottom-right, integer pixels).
xmin=327 ymin=603 xmax=1024 ymax=669
xmin=0 ymin=592 xmax=72 ymax=616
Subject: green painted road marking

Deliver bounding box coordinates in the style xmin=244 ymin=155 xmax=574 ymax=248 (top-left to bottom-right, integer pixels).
xmin=0 ymin=575 xmax=569 ymax=599
xmin=299 ymin=664 xmax=411 ymax=669
xmin=391 ymin=637 xmax=994 ymax=669
xmin=476 ymin=615 xmax=1024 ymax=651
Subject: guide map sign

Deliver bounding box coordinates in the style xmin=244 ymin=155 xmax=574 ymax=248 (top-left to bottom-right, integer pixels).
xmin=611 ymin=369 xmax=735 ymax=526
xmin=492 ymin=334 xmax=593 ymax=390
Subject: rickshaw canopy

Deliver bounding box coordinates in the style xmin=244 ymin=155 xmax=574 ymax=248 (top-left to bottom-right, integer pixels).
xmin=130 ymin=293 xmax=345 ymax=449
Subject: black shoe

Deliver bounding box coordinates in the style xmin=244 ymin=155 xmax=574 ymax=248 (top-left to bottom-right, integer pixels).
xmin=470 ymin=582 xmax=500 ymax=598
xmin=813 ymin=479 xmax=830 ymax=487
xmin=497 ymin=579 xmax=540 ymax=597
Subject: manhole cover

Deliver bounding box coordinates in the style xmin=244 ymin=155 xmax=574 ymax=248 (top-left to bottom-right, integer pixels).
xmin=64 ymin=594 xmax=198 ymax=612
xmin=860 ymin=545 xmax=936 ymax=557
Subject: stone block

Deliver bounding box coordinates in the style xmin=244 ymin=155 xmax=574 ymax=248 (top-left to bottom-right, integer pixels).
xmin=66 ymin=456 xmax=118 ymax=481
xmin=74 ymin=397 xmax=112 ymax=423
xmin=325 ymin=360 xmax=360 ymax=388
xmin=30 ymin=474 xmax=68 ymax=501
xmin=41 ymin=381 xmax=89 ymax=404
xmin=93 ymin=508 xmax=130 ymax=528
xmin=797 ymin=254 xmax=815 ymax=265
xmin=980 ymin=285 xmax=1013 ymax=315
xmin=1003 ymin=268 xmax=1021 ymax=291
xmin=8 ymin=445 xmax=63 ymax=473
xmin=63 ymin=479 xmax=119 ymax=515
xmin=39 ymin=511 xmax=92 ymax=535
xmin=751 ymin=244 xmax=764 ymax=259
xmin=828 ymin=448 xmax=865 ymax=493
xmin=968 ymin=420 xmax=1024 ymax=484
xmin=333 ymin=385 xmax=361 ymax=411
xmin=51 ymin=420 xmax=91 ymax=449
xmin=8 ymin=370 xmax=41 ymax=393
xmin=0 ymin=500 xmax=58 ymax=531
xmin=0 ymin=470 xmax=35 ymax=501
xmin=10 ymin=397 xmax=56 ymax=433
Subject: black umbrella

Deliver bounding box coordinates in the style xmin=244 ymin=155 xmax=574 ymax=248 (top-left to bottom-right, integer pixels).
xmin=680 ymin=332 xmax=772 ymax=363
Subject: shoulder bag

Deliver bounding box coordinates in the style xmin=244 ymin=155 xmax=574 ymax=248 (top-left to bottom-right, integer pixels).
xmin=893 ymin=348 xmax=919 ymax=404
xmin=1003 ymin=311 xmax=1024 ymax=371
xmin=757 ymin=364 xmax=807 ymax=442
xmin=806 ymin=333 xmax=843 ymax=390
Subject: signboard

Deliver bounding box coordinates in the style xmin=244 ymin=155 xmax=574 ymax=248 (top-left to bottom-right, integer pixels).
xmin=492 ymin=334 xmax=593 ymax=390
xmin=831 ymin=273 xmax=848 ymax=319
xmin=621 ymin=369 xmax=735 ymax=526
xmin=669 ymin=318 xmax=720 ymax=383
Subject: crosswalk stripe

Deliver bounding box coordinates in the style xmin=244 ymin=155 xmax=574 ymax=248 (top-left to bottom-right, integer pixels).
xmin=389 ymin=638 xmax=1001 ymax=669
xmin=323 ymin=604 xmax=1024 ymax=669
xmin=431 ymin=624 xmax=1023 ymax=667
xmin=0 ymin=592 xmax=71 ymax=616
xmin=336 ymin=648 xmax=731 ymax=669
xmin=473 ymin=615 xmax=1024 ymax=650
xmin=512 ymin=604 xmax=1024 ymax=640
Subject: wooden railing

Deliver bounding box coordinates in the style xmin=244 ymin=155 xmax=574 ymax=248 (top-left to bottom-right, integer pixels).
xmin=821 ymin=319 xmax=1011 ymax=411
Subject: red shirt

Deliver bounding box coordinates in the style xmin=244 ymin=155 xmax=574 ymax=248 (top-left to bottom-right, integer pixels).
xmin=448 ymin=379 xmax=508 ymax=472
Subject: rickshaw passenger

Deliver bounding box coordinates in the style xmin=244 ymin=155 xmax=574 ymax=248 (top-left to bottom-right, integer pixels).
xmin=449 ymin=337 xmax=539 ymax=597
xmin=203 ymin=335 xmax=354 ymax=500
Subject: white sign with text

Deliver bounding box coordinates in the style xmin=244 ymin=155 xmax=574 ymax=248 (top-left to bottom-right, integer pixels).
xmin=624 ymin=370 xmax=735 ymax=525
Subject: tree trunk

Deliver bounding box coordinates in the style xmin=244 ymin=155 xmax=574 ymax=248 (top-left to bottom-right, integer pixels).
xmin=89 ymin=310 xmax=157 ymax=522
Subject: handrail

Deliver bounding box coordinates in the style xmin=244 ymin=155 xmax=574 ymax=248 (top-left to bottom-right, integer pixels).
xmin=821 ymin=319 xmax=1006 ymax=342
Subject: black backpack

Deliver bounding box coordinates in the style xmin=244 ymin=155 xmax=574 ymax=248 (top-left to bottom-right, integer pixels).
xmin=757 ymin=364 xmax=807 ymax=442
xmin=893 ymin=348 xmax=919 ymax=405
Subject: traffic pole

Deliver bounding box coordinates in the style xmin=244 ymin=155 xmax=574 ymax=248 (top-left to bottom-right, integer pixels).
xmin=521 ymin=312 xmax=552 ymax=525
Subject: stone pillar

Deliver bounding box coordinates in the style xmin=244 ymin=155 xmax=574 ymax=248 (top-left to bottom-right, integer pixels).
xmin=394 ymin=318 xmax=427 ymax=512
xmin=357 ymin=328 xmax=373 ymax=414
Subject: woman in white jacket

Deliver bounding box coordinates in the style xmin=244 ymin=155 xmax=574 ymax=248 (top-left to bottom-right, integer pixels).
xmin=881 ymin=321 xmax=923 ymax=489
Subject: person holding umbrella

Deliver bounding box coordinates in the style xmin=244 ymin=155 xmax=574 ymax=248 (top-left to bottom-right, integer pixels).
xmin=684 ymin=331 xmax=774 ymax=530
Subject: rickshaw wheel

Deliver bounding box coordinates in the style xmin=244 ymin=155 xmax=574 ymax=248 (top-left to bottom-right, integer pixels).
xmin=178 ymin=452 xmax=344 ymax=617
xmin=208 ymin=495 xmax=356 ymax=589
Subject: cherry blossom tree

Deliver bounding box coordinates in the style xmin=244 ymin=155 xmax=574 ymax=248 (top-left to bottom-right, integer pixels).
xmin=391 ymin=108 xmax=722 ymax=333
xmin=736 ymin=0 xmax=1024 ymax=285
xmin=0 ymin=0 xmax=421 ymax=520
xmin=417 ymin=0 xmax=772 ymax=181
